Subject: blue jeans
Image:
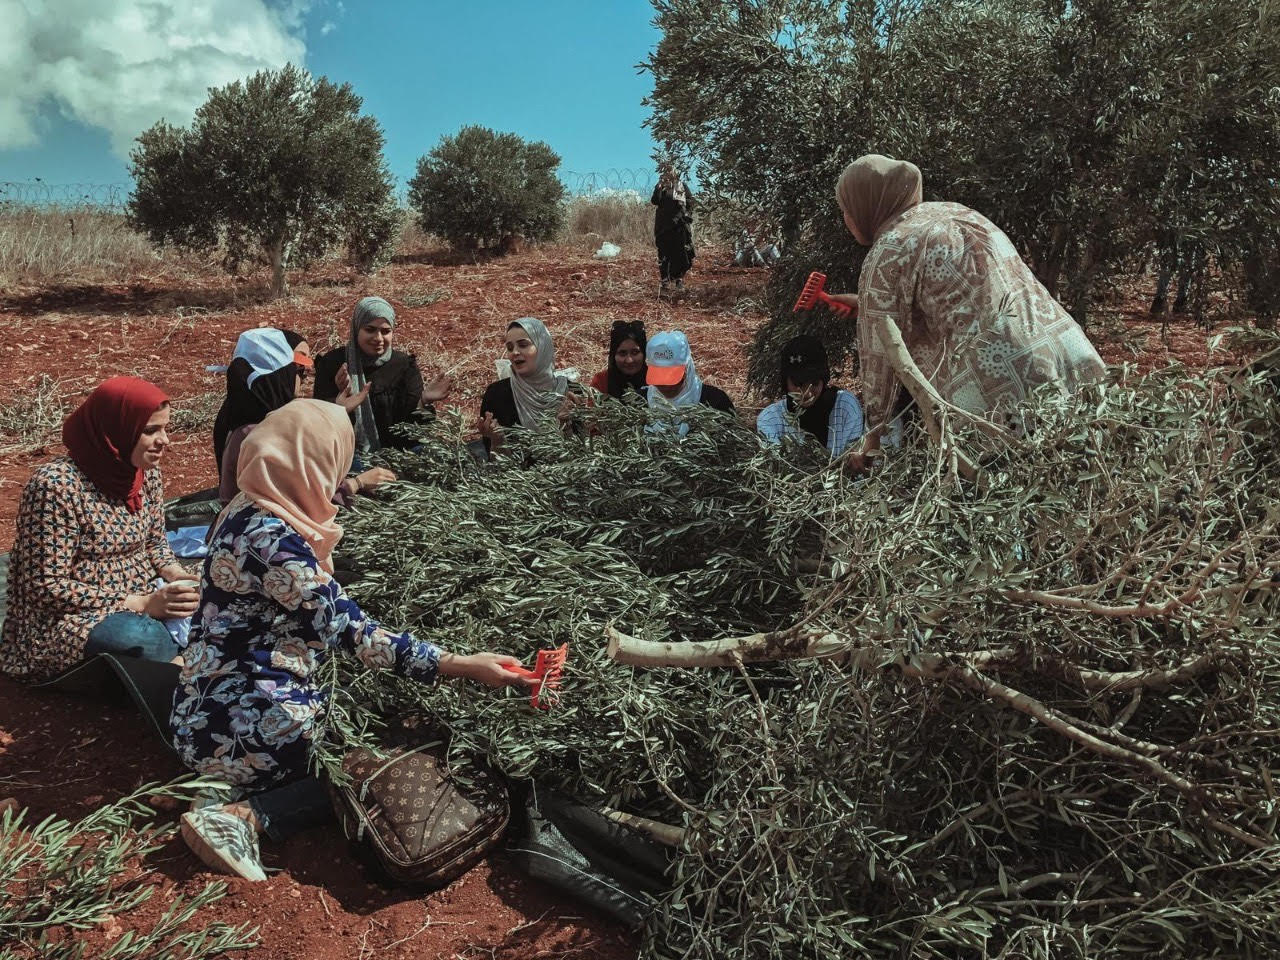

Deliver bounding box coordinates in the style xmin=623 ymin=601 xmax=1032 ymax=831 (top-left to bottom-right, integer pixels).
xmin=84 ymin=611 xmax=180 ymax=663
xmin=247 ymin=776 xmax=333 ymax=842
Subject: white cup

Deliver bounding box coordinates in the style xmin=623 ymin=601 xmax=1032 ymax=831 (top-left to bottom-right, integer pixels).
xmin=169 ymin=579 xmax=200 ymax=591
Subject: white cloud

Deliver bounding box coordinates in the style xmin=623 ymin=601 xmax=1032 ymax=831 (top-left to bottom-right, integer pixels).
xmin=0 ymin=0 xmax=309 ymax=156
xmin=320 ymin=20 xmax=335 ymax=35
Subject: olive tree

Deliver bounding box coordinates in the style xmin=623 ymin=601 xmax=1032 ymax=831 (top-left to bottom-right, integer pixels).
xmin=644 ymin=0 xmax=1280 ymax=383
xmin=128 ymin=64 xmax=399 ymax=298
xmin=407 ymin=126 xmax=565 ymax=250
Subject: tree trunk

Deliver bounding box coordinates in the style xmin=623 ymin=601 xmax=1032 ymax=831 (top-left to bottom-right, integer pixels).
xmin=1034 ymin=221 xmax=1070 ymax=297
xmin=268 ymin=235 xmax=291 ymax=299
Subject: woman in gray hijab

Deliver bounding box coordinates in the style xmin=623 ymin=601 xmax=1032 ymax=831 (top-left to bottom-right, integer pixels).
xmin=477 ymin=317 xmax=577 ymax=456
xmin=314 ymin=296 xmax=451 ymax=452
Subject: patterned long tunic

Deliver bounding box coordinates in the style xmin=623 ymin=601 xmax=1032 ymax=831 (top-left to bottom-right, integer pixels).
xmin=857 ymin=201 xmax=1106 ymax=430
xmin=170 ymin=496 xmax=440 ymax=790
xmin=0 ymin=459 xmax=175 ymax=681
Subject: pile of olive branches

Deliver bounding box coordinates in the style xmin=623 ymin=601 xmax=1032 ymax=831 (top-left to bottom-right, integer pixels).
xmin=328 ymin=332 xmax=1280 ymax=960
xmin=0 ymin=782 xmax=258 ymax=960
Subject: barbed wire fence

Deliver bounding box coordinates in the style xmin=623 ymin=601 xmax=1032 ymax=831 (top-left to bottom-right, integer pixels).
xmin=0 ymin=181 xmax=130 ymax=211
xmin=1 ymin=168 xmax=659 ymax=214
xmin=562 ymin=168 xmax=656 ymax=197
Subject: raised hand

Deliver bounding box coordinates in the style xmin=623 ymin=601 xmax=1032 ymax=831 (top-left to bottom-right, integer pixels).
xmin=422 ymin=375 xmax=453 ymax=403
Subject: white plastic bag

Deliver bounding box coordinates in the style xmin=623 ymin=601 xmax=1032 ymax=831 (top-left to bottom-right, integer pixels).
xmin=593 ymin=242 xmax=621 ymax=260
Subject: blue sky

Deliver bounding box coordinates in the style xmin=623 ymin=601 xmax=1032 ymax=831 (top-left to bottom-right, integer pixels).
xmin=0 ymin=0 xmax=662 ymax=192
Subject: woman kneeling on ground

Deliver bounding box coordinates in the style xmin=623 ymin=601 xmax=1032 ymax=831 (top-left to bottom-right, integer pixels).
xmin=645 ymin=330 xmax=735 ymax=424
xmin=172 ymin=399 xmax=533 ymax=881
xmin=314 ymin=296 xmax=451 ymax=454
xmin=829 ymin=154 xmax=1105 ymax=457
xmin=0 ymin=377 xmax=197 ymax=681
xmin=478 ymin=317 xmax=580 ymax=455
xmin=757 ymin=335 xmax=864 ymax=456
xmin=216 ymin=328 xmax=393 ymax=504
xmin=589 ymin=320 xmax=648 ymax=400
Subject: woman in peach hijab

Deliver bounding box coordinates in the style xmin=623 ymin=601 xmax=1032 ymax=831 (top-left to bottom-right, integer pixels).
xmin=171 ymin=399 xmax=533 ymax=881
xmin=829 ymin=154 xmax=1105 ymax=450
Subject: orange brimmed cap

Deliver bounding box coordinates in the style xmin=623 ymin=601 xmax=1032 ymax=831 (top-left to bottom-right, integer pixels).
xmin=645 ymin=331 xmax=690 ymax=386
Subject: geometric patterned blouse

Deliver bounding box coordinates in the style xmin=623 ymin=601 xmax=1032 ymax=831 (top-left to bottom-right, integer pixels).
xmin=0 ymin=458 xmax=176 ymax=681
xmin=857 ymin=201 xmax=1107 ymax=432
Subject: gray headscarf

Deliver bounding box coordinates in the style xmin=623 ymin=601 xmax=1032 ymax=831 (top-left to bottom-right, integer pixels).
xmin=347 ymin=296 xmax=396 ymax=453
xmin=508 ymin=317 xmax=568 ymax=429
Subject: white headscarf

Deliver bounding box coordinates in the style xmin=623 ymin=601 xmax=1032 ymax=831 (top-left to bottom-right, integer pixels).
xmin=508 ymin=317 xmax=568 ymax=428
xmin=645 ymin=332 xmax=704 ymax=437
xmin=646 ymin=338 xmax=703 ymax=411
xmin=232 ymin=329 xmax=294 ymax=388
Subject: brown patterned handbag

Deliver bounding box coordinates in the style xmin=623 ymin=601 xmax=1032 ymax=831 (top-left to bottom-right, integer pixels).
xmin=329 ymin=738 xmax=510 ymax=887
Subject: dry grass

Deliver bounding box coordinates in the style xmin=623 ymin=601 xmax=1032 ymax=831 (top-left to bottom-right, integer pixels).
xmin=561 ymin=194 xmax=654 ymax=248
xmin=401 ymin=284 xmax=453 ymax=307
xmin=168 ymin=390 xmax=224 ymax=433
xmin=0 ymin=205 xmax=204 ymax=289
xmin=0 ymin=374 xmax=67 ymax=452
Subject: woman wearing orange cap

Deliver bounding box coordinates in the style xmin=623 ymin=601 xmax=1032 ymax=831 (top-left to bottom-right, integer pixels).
xmin=644 ymin=330 xmax=734 ymax=414
xmin=0 ymin=377 xmax=197 ymax=681
xmin=218 ymin=328 xmax=396 ymax=504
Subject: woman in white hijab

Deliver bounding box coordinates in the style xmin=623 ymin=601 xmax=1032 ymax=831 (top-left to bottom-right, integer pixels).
xmin=477 ymin=317 xmax=577 ymax=455
xmin=642 ymin=330 xmax=736 ymax=436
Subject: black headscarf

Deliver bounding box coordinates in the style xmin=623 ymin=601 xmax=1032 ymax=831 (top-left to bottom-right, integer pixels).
xmin=779 ymin=335 xmax=839 ymax=443
xmin=605 ymin=320 xmax=648 ymax=398
xmin=212 ymin=329 xmax=305 ymax=469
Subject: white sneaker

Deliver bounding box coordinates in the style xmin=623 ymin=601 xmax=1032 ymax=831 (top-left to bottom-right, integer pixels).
xmin=190 ymin=783 xmax=240 ymax=812
xmin=180 ymin=807 xmax=267 ymax=882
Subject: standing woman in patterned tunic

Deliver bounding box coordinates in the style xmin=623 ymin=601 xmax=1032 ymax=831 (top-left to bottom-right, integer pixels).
xmin=0 ymin=377 xmax=197 ymax=682
xmin=172 ymin=399 xmax=533 ymax=881
xmin=828 ymin=154 xmax=1105 ymax=454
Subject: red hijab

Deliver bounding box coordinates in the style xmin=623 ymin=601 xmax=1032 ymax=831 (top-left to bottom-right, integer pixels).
xmin=62 ymin=377 xmax=169 ymax=512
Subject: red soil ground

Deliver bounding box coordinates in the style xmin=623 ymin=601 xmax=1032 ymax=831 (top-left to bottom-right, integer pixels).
xmin=0 ymin=244 xmax=1244 ymax=957
xmin=0 ymin=245 xmax=768 ymax=959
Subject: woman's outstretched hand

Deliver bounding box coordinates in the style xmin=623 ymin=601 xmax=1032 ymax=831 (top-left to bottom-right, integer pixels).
xmin=439 ymin=652 xmax=537 ymax=688
xmin=336 ymin=380 xmax=372 ymax=414
xmin=423 ymin=375 xmax=453 ymax=403
xmin=477 ymin=412 xmax=504 ymax=450
xmin=827 ymin=293 xmax=860 ymax=314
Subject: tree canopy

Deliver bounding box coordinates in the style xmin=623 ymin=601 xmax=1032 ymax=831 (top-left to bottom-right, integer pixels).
xmin=407 ymin=125 xmax=566 ymax=250
xmin=128 ymin=64 xmax=399 ymax=298
xmin=644 ymin=0 xmax=1280 ymax=383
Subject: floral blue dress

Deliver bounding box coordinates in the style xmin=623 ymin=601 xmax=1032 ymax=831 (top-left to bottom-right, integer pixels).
xmin=170 ymin=496 xmax=440 ymax=789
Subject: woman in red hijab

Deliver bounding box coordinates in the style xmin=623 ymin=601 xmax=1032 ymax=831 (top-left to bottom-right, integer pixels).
xmin=0 ymin=377 xmax=199 ymax=681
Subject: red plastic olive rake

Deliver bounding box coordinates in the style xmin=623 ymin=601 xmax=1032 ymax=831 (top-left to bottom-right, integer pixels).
xmin=505 ymin=643 xmax=568 ymax=710
xmin=793 ymin=270 xmax=853 ymax=317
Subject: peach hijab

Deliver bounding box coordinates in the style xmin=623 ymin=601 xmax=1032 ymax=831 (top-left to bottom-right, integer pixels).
xmin=836 ymin=154 xmax=924 ymax=245
xmin=234 ymin=399 xmax=354 ymax=571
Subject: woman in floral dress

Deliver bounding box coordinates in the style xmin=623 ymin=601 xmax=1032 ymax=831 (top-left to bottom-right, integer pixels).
xmin=827 ymin=154 xmax=1106 ymax=450
xmin=0 ymin=377 xmax=198 ymax=681
xmin=172 ymin=398 xmax=532 ymax=881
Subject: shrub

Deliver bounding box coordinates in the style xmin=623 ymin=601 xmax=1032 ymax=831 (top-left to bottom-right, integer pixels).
xmin=128 ymin=64 xmax=399 ymax=297
xmin=408 ymin=126 xmax=565 ymax=250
